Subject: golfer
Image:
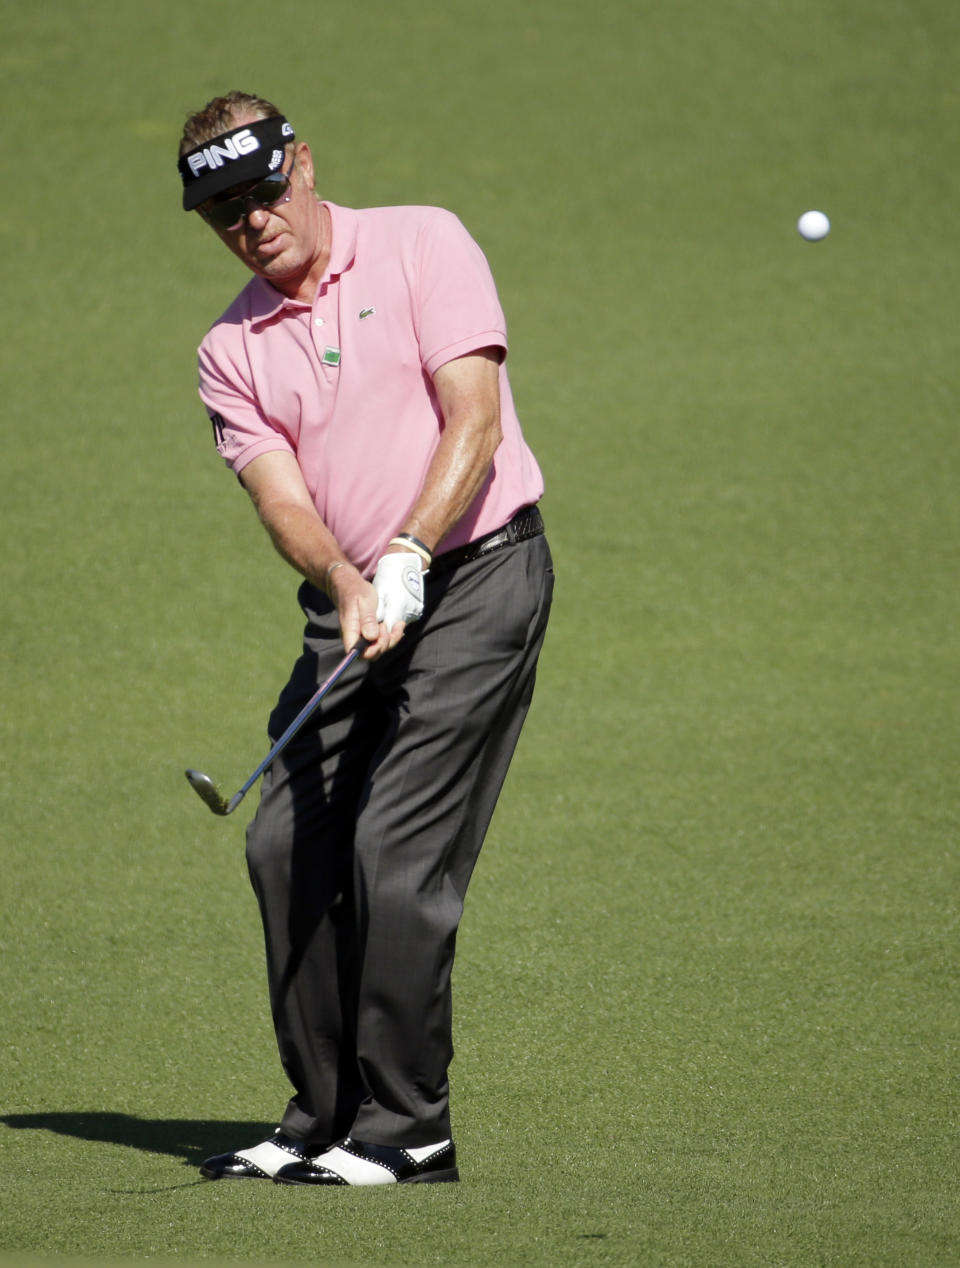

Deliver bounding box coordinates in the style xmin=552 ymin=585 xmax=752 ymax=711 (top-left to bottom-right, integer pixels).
xmin=177 ymin=92 xmax=553 ymax=1186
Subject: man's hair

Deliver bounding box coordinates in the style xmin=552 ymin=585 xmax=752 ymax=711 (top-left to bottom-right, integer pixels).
xmin=179 ymin=91 xmax=283 ymax=156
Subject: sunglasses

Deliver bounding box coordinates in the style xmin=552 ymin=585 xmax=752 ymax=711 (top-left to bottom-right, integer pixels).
xmin=202 ymin=161 xmax=295 ymax=232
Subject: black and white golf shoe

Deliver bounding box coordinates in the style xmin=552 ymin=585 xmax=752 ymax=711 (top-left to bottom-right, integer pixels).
xmin=200 ymin=1128 xmax=320 ymax=1180
xmin=273 ymin=1137 xmax=459 ymax=1186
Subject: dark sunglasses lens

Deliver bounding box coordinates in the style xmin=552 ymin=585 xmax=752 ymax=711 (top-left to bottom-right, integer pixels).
xmin=206 ymin=172 xmax=290 ymax=230
xmin=251 ymin=172 xmax=290 ymax=203
xmin=207 ymin=197 xmax=246 ymax=230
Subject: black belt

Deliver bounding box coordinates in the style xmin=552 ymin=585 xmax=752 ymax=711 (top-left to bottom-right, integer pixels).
xmin=430 ymin=505 xmax=544 ymax=574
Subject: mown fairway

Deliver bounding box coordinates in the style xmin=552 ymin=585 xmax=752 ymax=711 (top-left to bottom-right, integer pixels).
xmin=2 ymin=1 xmax=958 ymax=1265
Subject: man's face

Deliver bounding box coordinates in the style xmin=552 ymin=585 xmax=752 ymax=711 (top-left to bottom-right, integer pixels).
xmin=199 ymin=128 xmax=324 ymax=297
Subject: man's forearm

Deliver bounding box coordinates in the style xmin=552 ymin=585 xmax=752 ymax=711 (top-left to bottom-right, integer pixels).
xmin=396 ymin=350 xmax=504 ymax=554
xmin=398 ymin=411 xmax=501 ymax=553
xmin=248 ymin=488 xmax=347 ymax=594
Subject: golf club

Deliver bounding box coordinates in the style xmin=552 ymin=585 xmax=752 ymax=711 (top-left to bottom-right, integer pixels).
xmin=185 ymin=640 xmax=366 ymax=816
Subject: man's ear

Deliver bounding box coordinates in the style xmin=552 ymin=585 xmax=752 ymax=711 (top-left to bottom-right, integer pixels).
xmin=295 ymin=142 xmax=315 ymax=192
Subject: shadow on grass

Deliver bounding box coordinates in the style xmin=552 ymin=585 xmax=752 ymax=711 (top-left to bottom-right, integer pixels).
xmin=0 ymin=1113 xmax=273 ymax=1166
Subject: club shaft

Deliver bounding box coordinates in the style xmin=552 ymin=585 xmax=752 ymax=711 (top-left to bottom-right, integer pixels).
xmin=226 ymin=642 xmax=364 ymax=812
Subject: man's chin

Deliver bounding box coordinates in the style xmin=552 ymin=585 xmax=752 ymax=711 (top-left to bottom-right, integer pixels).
xmin=251 ymin=250 xmax=298 ymax=281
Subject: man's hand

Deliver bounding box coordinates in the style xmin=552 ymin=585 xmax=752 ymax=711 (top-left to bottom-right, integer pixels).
xmin=326 ymin=564 xmax=385 ymax=658
xmin=327 ymin=553 xmax=424 ymax=661
xmin=372 ymin=552 xmax=425 ymax=633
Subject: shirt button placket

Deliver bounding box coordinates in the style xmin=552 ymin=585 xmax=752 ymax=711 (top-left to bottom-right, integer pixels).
xmin=311 ymin=299 xmax=340 ymax=368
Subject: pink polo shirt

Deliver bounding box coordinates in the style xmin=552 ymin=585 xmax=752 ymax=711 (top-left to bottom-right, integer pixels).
xmin=197 ymin=202 xmax=544 ymax=577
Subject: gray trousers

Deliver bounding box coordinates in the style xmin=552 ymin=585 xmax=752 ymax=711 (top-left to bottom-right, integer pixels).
xmin=244 ymin=532 xmax=553 ymax=1148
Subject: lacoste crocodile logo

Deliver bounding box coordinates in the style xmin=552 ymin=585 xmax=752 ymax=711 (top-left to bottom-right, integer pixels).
xmin=359 ymin=307 xmax=376 ymax=320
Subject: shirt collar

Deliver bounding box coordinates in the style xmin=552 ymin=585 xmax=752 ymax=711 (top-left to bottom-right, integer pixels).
xmin=247 ymin=202 xmax=357 ymax=328
xmin=323 ymin=202 xmax=358 ymax=279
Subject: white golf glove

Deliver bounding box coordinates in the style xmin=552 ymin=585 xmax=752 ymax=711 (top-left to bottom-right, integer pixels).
xmin=372 ymin=552 xmax=426 ymax=629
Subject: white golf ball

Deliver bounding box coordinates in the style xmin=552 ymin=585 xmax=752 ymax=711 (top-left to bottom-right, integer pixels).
xmin=797 ymin=210 xmax=830 ymax=241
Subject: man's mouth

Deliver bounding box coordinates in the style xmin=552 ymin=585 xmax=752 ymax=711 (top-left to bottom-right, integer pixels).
xmin=253 ymin=232 xmax=287 ymax=259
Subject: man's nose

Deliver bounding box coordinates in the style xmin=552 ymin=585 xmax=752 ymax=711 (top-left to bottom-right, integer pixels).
xmin=246 ymin=205 xmax=271 ymax=231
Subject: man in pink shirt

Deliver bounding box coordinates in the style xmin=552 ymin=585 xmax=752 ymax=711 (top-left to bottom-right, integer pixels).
xmin=178 ymin=92 xmax=553 ymax=1188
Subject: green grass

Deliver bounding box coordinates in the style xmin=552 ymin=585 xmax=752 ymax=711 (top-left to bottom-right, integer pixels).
xmin=2 ymin=0 xmax=958 ymax=1264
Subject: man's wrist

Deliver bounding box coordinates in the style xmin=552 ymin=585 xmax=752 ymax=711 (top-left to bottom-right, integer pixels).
xmin=324 ymin=558 xmax=349 ymax=596
xmin=389 ymin=534 xmax=433 ymax=569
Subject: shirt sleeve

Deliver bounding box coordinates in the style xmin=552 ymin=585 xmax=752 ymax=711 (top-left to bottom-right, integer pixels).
xmin=197 ymin=328 xmax=296 ymax=473
xmin=415 ymin=210 xmax=509 ymax=376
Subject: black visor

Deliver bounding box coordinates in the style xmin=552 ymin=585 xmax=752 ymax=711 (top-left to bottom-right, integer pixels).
xmin=178 ymin=116 xmax=295 ymax=211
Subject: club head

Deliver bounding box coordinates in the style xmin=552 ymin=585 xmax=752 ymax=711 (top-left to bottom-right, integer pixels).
xmin=184 ymin=768 xmax=232 ymax=816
